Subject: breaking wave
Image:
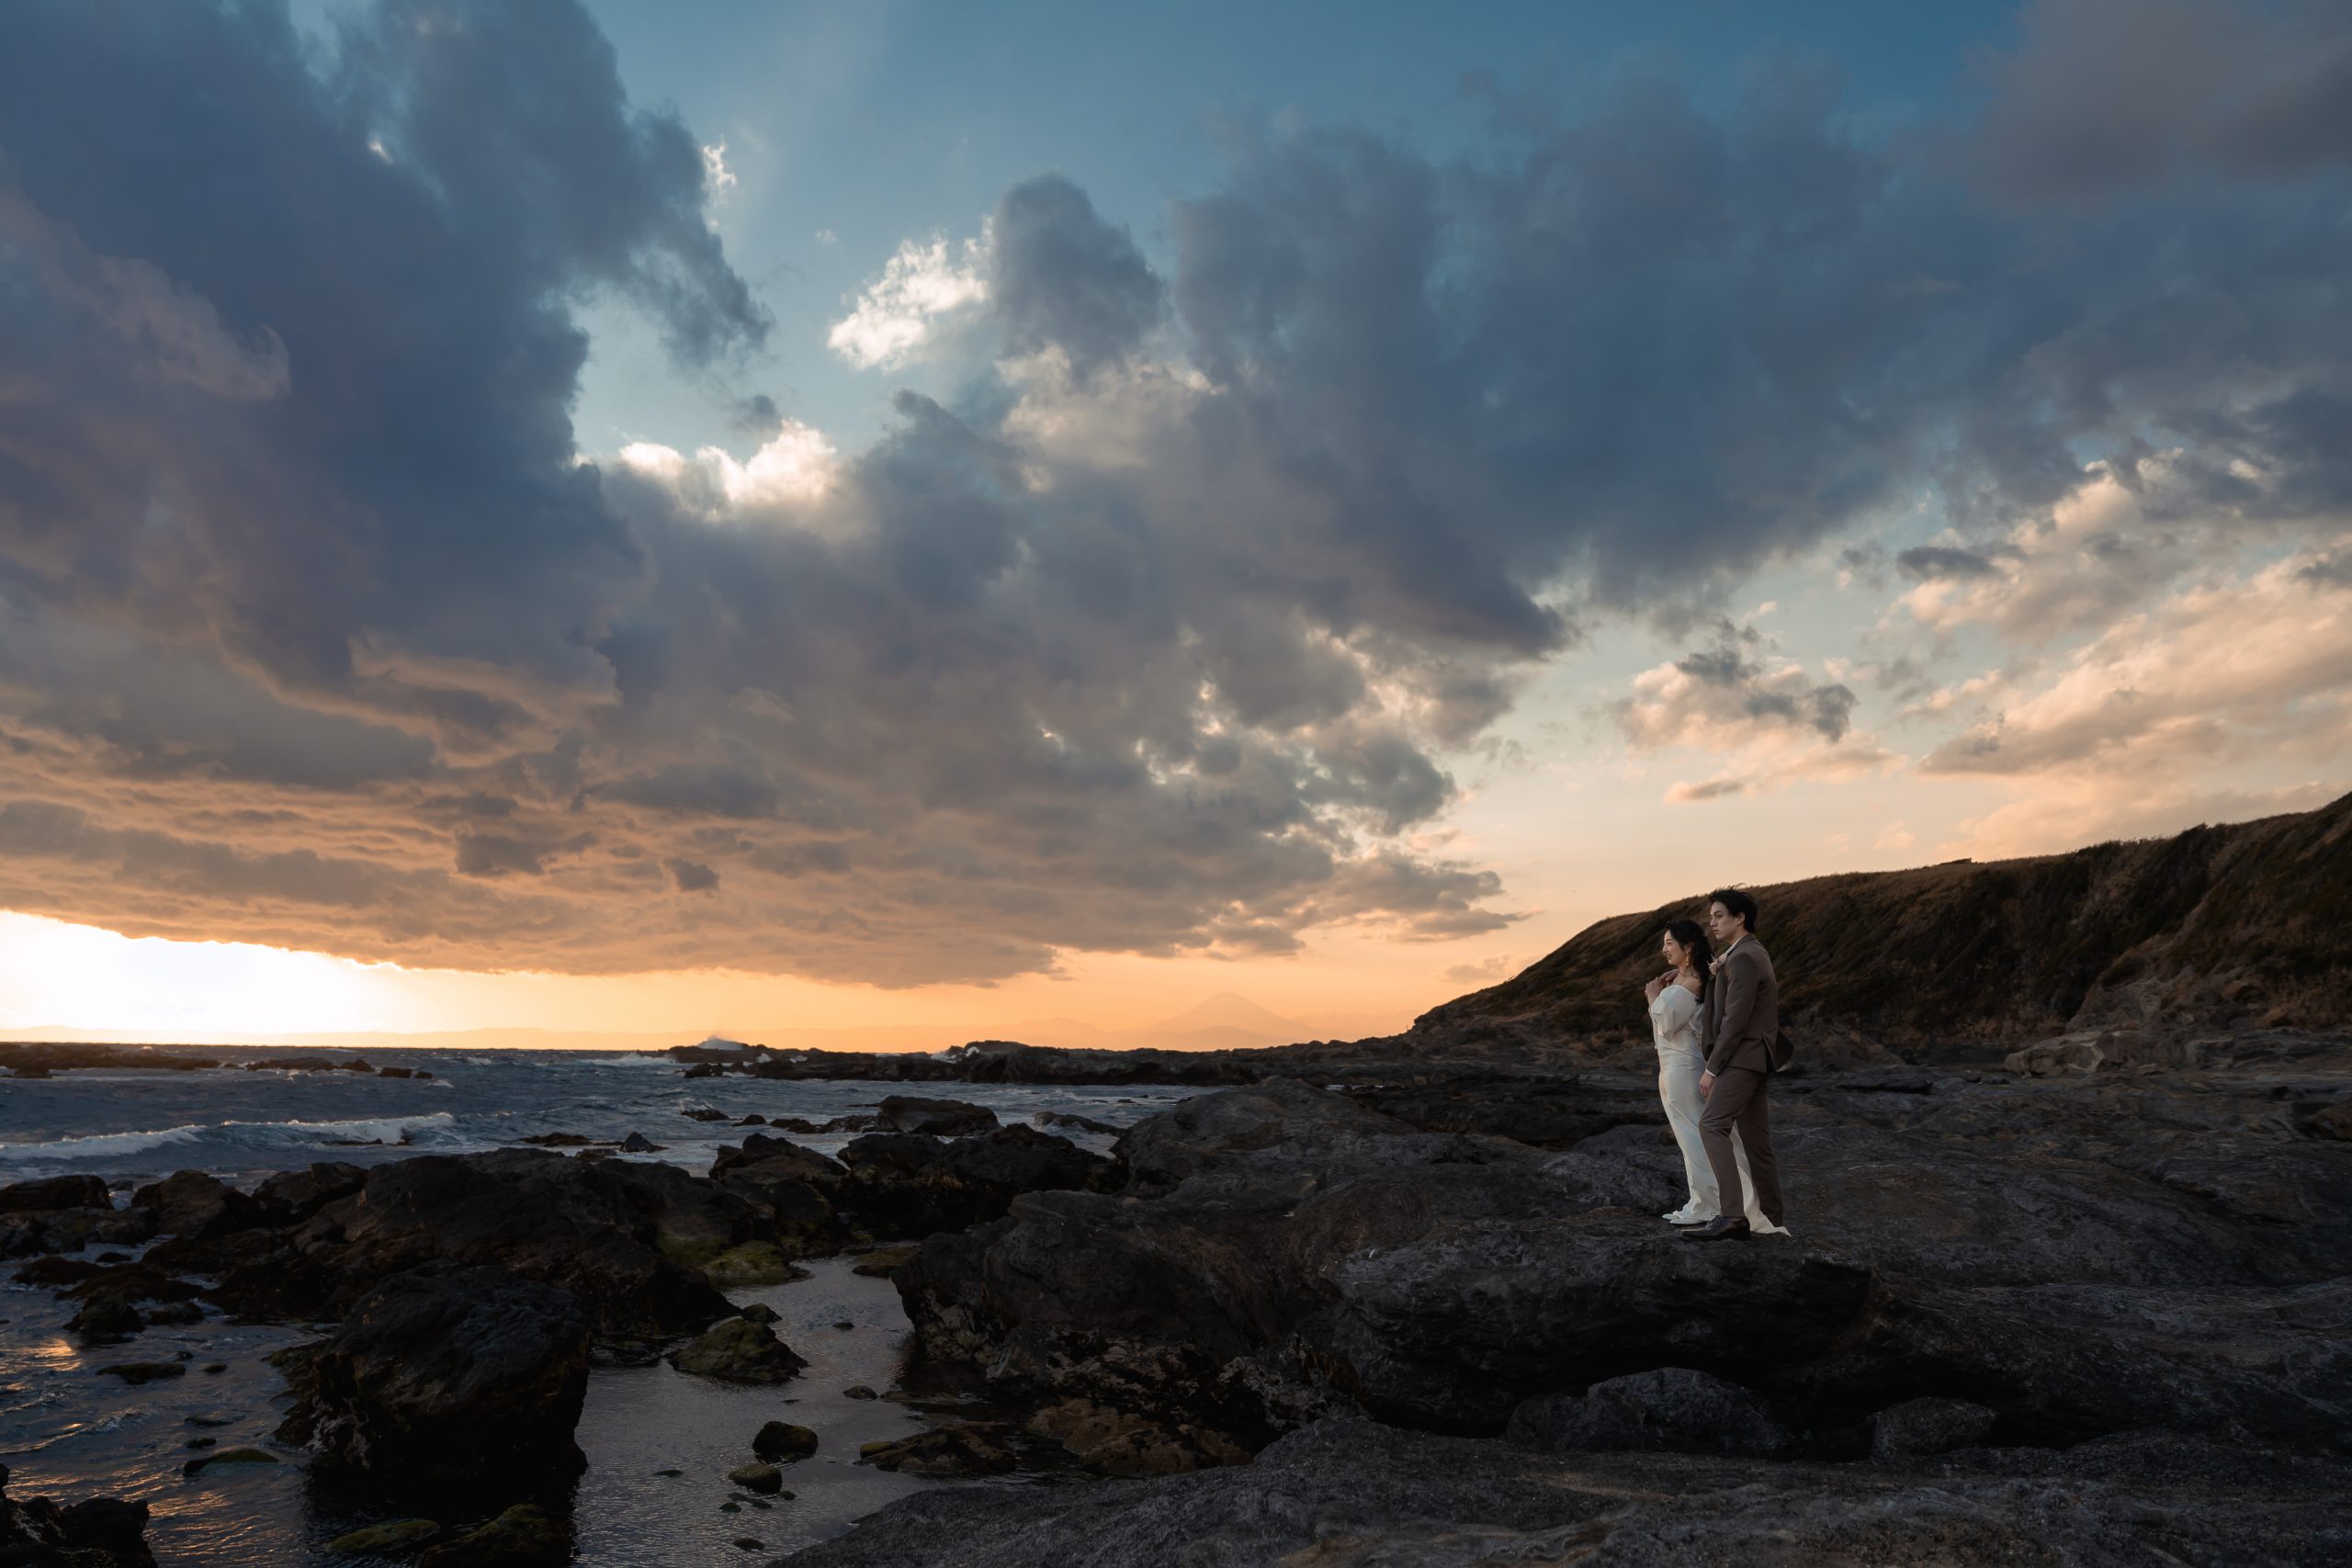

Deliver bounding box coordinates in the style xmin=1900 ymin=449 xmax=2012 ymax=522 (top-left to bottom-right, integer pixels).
xmin=0 ymin=1111 xmax=458 ymax=1162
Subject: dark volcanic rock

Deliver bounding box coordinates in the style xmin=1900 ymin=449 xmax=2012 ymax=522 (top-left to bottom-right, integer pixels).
xmin=1805 ymin=1273 xmax=2352 ymax=1448
xmin=179 ymin=1447 xmax=277 ymax=1477
xmin=708 ymin=1135 xmax=849 ymax=1254
xmin=0 ymin=1042 xmax=218 ymax=1075
xmin=0 ymin=1202 xmax=155 ymax=1259
xmin=897 ymin=1068 xmax=2352 ymax=1464
xmin=13 ymin=1256 xmax=102 ymax=1291
xmin=839 ymin=1122 xmax=1117 ymax=1238
xmin=63 ymin=1265 xmax=203 ymax=1339
xmin=131 ymin=1169 xmax=252 ymax=1239
xmin=1325 ymin=1217 xmax=1873 ymax=1430
xmin=666 ymin=1317 xmax=807 ymax=1383
xmin=2307 ymin=1096 xmax=2352 ymax=1139
xmin=898 ymin=1078 xmax=1555 ymax=1450
xmin=327 ymin=1517 xmax=442 ymax=1555
xmin=277 ymin=1264 xmax=590 ymax=1480
xmin=414 ymin=1503 xmax=570 ymax=1567
xmin=0 ymin=1463 xmax=156 ymax=1567
xmin=848 ymin=1245 xmax=918 ymax=1278
xmin=588 ymin=1156 xmax=767 ymax=1267
xmin=1025 ymin=1397 xmax=1252 ymax=1477
xmin=876 ymin=1095 xmax=998 ymax=1136
xmin=700 ymin=1037 xmax=1269 ymax=1087
xmin=752 ymin=1420 xmax=819 ymax=1460
xmin=856 ymin=1422 xmax=1016 ymax=1477
xmin=0 ymin=1176 xmax=155 ymax=1260
xmin=770 ymin=1416 xmax=2352 ymax=1568
xmin=0 ymin=1174 xmax=110 ymax=1213
xmin=67 ymin=1298 xmax=146 ymax=1339
xmin=712 ymin=1134 xmax=848 ymax=1190
xmin=1869 ymin=1396 xmax=1998 ymax=1459
xmin=1505 ymin=1367 xmax=1796 ymax=1458
xmin=176 ymin=1150 xmax=736 ymax=1337
xmin=251 ymin=1162 xmax=366 ymax=1224
xmin=727 ymin=1461 xmax=784 ymax=1493
xmin=1036 ymin=1110 xmax=1122 ymax=1136
xmin=1340 ymin=1068 xmax=1664 ymax=1150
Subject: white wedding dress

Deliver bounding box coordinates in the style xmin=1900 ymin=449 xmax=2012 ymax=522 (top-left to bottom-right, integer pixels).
xmin=1650 ymin=981 xmax=1787 ymax=1234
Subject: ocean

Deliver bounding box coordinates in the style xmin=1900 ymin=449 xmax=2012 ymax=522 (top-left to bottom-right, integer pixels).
xmin=0 ymin=1049 xmax=1194 ymax=1563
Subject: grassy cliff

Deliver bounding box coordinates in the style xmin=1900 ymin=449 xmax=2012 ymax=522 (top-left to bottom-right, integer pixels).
xmin=1413 ymin=790 xmax=2352 ymax=1051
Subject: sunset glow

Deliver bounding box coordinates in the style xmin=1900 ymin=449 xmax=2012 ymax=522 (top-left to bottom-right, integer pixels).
xmin=3 ymin=0 xmax=2347 ymax=1047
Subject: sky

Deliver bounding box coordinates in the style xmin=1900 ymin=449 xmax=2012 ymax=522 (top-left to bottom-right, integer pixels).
xmin=2 ymin=0 xmax=2349 ymax=1046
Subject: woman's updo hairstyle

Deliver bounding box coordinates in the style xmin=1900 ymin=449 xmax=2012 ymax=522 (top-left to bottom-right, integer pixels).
xmin=1665 ymin=919 xmax=1713 ymax=998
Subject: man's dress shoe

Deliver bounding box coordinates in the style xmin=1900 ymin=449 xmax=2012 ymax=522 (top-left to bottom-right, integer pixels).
xmin=1682 ymin=1216 xmax=1751 ymax=1242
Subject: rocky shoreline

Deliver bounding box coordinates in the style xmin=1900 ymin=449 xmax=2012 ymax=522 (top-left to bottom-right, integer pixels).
xmin=4 ymin=1032 xmax=2347 ymax=1563
xmin=0 ymin=1042 xmax=451 ymax=1078
xmin=799 ymin=1048 xmax=2351 ymax=1564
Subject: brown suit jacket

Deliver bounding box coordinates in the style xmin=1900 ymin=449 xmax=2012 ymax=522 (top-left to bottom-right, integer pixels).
xmin=1702 ymin=938 xmax=1779 ymax=1075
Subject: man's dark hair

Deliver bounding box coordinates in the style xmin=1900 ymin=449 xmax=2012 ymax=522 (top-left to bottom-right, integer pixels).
xmin=1708 ymin=887 xmax=1759 ymax=935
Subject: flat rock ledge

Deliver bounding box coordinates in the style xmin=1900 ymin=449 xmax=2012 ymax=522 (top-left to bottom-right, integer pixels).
xmin=777 ymin=1415 xmax=2352 ymax=1568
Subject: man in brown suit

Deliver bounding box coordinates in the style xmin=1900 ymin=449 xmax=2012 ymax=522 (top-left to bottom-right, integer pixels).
xmin=1689 ymin=887 xmax=1786 ymax=1240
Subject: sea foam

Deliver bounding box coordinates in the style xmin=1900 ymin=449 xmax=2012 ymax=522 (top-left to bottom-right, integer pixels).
xmin=0 ymin=1111 xmax=457 ymax=1161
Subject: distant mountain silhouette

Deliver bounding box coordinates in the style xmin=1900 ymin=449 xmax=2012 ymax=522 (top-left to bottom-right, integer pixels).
xmin=1139 ymin=992 xmax=1315 ymax=1039
xmin=1014 ymin=992 xmax=1330 ymax=1051
xmin=1411 ymin=789 xmax=2352 ymax=1054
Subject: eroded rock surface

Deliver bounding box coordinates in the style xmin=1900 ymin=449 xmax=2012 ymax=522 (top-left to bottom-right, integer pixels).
xmin=667 ymin=1316 xmax=807 ymax=1383
xmin=836 ymin=1123 xmax=1122 ymax=1239
xmin=876 ymin=1096 xmax=998 ymax=1136
xmin=0 ymin=1175 xmax=155 ymax=1258
xmin=276 ymin=1264 xmax=591 ymax=1481
xmin=1505 ymin=1367 xmax=1797 ymax=1458
xmin=0 ymin=1461 xmax=155 ymax=1567
xmin=147 ymin=1149 xmax=734 ymax=1339
xmin=895 ymin=1066 xmax=2352 ymax=1473
xmin=780 ymin=1416 xmax=2352 ymax=1568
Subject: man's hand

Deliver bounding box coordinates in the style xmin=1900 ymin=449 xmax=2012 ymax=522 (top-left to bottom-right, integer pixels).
xmin=1700 ymin=1070 xmax=1715 ymax=1098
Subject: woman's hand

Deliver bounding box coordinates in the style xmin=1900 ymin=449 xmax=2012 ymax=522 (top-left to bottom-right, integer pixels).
xmin=1643 ymin=968 xmax=1674 ymax=1002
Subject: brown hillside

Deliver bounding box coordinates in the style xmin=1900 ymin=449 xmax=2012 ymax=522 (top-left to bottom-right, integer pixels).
xmin=1414 ymin=790 xmax=2352 ymax=1052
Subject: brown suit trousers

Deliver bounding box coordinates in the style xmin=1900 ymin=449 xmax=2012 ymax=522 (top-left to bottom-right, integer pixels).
xmin=1699 ymin=938 xmax=1784 ymax=1225
xmin=1699 ymin=1066 xmax=1783 ymax=1225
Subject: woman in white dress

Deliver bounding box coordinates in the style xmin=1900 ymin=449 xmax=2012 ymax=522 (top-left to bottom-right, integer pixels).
xmin=1645 ymin=919 xmax=1771 ymax=1230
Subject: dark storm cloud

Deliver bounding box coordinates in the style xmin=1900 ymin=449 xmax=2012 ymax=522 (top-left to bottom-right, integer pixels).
xmin=1898 ymin=546 xmax=2005 ymax=582
xmin=0 ymin=0 xmax=766 ymax=695
xmin=989 ymin=175 xmax=1165 ymax=380
xmin=1959 ymin=0 xmax=2352 ymax=205
xmin=3 ymin=0 xmax=2350 ymax=981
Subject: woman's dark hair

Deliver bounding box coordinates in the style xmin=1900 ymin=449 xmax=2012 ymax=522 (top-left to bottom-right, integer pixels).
xmin=1666 ymin=919 xmax=1713 ymax=998
xmin=1707 ymin=886 xmax=1759 ymax=935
